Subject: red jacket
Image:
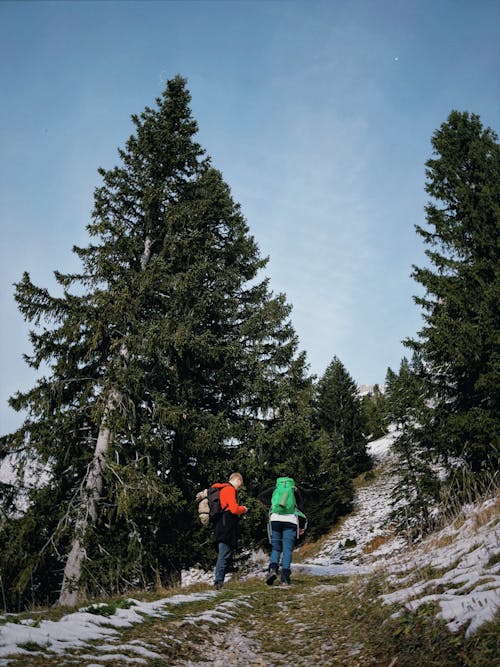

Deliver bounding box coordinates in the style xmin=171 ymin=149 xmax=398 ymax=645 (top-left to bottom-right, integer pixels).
xmin=212 ymin=483 xmax=246 ymax=515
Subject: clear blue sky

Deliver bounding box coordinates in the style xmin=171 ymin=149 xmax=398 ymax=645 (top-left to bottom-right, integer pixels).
xmin=1 ymin=0 xmax=499 ymax=435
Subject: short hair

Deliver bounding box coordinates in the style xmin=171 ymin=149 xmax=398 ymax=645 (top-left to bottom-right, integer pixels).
xmin=229 ymin=472 xmax=243 ymax=485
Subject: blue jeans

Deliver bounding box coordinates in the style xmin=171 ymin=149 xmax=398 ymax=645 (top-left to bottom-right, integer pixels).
xmin=269 ymin=522 xmax=296 ymax=571
xmin=214 ymin=542 xmax=232 ymax=584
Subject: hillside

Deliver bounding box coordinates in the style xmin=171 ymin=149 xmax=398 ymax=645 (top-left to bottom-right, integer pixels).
xmin=0 ymin=434 xmax=498 ymax=666
xmin=298 ymin=431 xmax=500 ymax=637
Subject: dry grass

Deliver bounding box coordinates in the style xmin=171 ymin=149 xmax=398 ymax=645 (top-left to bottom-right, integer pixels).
xmin=426 ymin=532 xmax=455 ymax=550
xmin=471 ymin=493 xmax=500 ymax=530
xmin=426 ymin=490 xmax=500 ymax=553
xmin=362 ymin=534 xmax=393 ymax=554
xmin=353 ymin=466 xmax=380 ymax=490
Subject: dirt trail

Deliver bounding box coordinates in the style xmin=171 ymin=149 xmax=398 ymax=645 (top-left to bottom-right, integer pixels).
xmin=164 ymin=578 xmax=379 ymax=667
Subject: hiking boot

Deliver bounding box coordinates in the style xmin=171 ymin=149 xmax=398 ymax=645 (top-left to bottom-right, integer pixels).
xmin=266 ymin=564 xmax=278 ymax=586
xmin=280 ymin=568 xmax=291 ymax=585
xmin=266 ymin=572 xmax=277 ymax=586
xmin=214 ymin=581 xmax=223 ymax=590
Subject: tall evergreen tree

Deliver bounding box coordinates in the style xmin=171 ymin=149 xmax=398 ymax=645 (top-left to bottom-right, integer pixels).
xmin=406 ymin=111 xmax=500 ymax=473
xmin=314 ymin=356 xmax=371 ymax=475
xmin=385 ymin=357 xmax=440 ymax=537
xmin=240 ymin=366 xmax=355 ymax=542
xmin=300 ymin=429 xmax=355 ymax=540
xmin=0 ymin=76 xmax=312 ymax=609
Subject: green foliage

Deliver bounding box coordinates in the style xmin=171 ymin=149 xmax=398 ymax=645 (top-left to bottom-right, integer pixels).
xmin=278 ymin=355 xmax=373 ymax=539
xmin=17 ymin=641 xmax=46 ymax=652
xmin=385 ymin=356 xmax=441 ymax=537
xmin=0 ymin=76 xmax=315 ymax=609
xmin=236 ymin=373 xmax=350 ymax=548
xmin=300 ymin=430 xmax=355 ymax=539
xmin=406 ymin=110 xmax=500 ymax=475
xmin=83 ymin=598 xmax=136 ymax=616
xmin=314 ymin=356 xmax=372 ymax=476
xmin=361 ymin=384 xmax=388 ymax=440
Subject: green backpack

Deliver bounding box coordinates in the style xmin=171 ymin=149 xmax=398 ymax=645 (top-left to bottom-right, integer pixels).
xmin=271 ymin=477 xmax=297 ymax=514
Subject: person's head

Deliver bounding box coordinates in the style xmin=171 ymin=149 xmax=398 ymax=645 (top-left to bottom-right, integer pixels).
xmin=229 ymin=472 xmax=244 ymax=490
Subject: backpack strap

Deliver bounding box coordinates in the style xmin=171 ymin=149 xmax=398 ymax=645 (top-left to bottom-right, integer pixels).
xmin=213 ymin=482 xmax=232 ymax=512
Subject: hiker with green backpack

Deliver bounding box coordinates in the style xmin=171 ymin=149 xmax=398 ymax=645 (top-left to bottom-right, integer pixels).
xmin=257 ymin=476 xmax=306 ymax=586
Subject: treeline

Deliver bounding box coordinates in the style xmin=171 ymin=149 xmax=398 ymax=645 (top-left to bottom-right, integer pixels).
xmin=0 ymin=79 xmax=498 ymax=612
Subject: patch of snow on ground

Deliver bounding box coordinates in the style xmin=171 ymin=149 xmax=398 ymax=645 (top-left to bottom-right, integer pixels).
xmin=175 ymin=625 xmax=271 ymax=667
xmin=367 ymin=426 xmax=398 ymax=460
xmin=296 ymin=429 xmax=405 ymax=576
xmin=379 ymin=496 xmax=500 ymax=636
xmin=79 ymin=653 xmax=147 ymax=664
xmin=0 ymin=591 xmax=215 ymax=663
xmin=183 ymin=596 xmax=253 ymax=627
xmin=182 ymin=548 xmax=269 ymax=588
xmin=181 ymin=566 xmax=214 ymax=587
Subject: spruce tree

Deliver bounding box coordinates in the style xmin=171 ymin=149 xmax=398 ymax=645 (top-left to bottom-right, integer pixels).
xmin=314 ymin=356 xmax=371 ymax=475
xmin=0 ymin=76 xmax=312 ymax=609
xmin=385 ymin=357 xmax=440 ymax=537
xmin=406 ymin=111 xmax=500 ymax=473
xmin=300 ymin=429 xmax=355 ymax=539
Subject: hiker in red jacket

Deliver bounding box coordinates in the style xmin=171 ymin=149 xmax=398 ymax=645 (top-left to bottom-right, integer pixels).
xmin=212 ymin=472 xmax=248 ymax=590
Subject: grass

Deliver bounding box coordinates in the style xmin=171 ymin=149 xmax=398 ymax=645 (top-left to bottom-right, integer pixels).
xmin=2 ymin=570 xmax=498 ymax=666
xmin=0 ymin=607 xmax=72 ymax=626
xmin=83 ymin=597 xmax=138 ymax=616
xmin=16 ymin=641 xmax=47 ymax=653
xmin=485 ymin=552 xmax=500 ymax=569
xmin=3 ymin=474 xmax=498 ymax=665
xmin=362 ymin=533 xmax=393 ymax=554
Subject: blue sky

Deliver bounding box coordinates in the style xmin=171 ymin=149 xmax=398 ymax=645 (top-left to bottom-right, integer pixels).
xmin=1 ymin=0 xmax=499 ymax=434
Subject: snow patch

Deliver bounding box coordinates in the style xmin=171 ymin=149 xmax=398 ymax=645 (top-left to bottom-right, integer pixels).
xmin=379 ymin=498 xmax=500 ymax=636
xmin=297 ymin=430 xmax=500 ymax=636
xmin=0 ymin=591 xmax=214 ymax=660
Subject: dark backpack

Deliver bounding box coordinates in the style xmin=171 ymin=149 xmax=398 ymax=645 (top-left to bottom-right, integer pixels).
xmin=196 ymin=483 xmax=230 ymax=526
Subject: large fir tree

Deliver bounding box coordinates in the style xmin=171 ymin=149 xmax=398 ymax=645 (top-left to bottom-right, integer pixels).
xmin=0 ymin=76 xmax=312 ymax=609
xmin=406 ymin=111 xmax=500 ymax=473
xmin=289 ymin=356 xmax=372 ymax=538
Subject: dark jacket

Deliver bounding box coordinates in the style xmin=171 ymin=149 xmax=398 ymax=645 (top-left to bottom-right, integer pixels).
xmin=212 ymin=483 xmax=246 ymax=547
xmin=212 ymin=510 xmax=241 ymax=547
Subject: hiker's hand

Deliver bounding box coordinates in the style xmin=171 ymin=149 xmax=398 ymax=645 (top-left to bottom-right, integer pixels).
xmin=299 ymin=528 xmax=305 ymax=536
xmin=242 ymin=506 xmax=248 ymax=513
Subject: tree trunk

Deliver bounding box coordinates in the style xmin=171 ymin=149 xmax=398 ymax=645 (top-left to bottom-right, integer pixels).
xmin=58 ymin=389 xmax=119 ymax=606
xmin=58 ymin=238 xmax=152 ymax=606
